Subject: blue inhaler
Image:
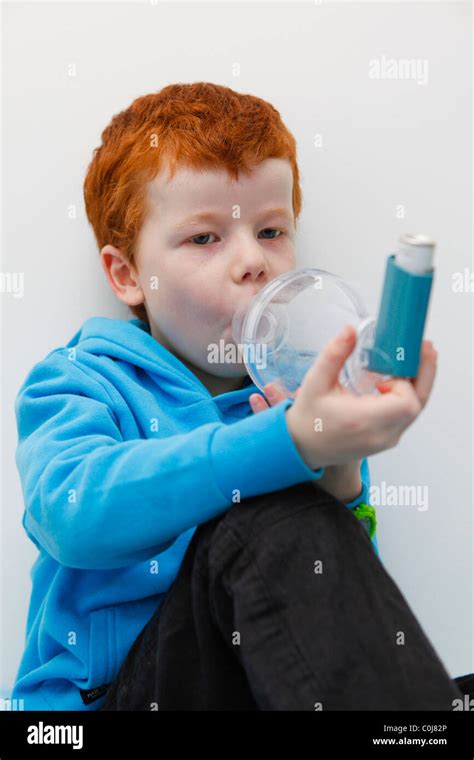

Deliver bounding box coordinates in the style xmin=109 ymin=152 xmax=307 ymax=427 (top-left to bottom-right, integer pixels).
xmin=365 ymin=234 xmax=435 ymax=377
xmin=231 ymin=233 xmax=435 ymax=397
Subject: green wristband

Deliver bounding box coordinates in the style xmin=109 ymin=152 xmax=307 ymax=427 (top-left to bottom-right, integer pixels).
xmin=352 ymin=503 xmax=377 ymax=540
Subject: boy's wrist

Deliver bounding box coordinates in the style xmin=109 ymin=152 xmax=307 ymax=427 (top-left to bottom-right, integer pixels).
xmin=314 ymin=464 xmax=362 ymax=503
xmin=285 ymin=404 xmax=323 ymax=470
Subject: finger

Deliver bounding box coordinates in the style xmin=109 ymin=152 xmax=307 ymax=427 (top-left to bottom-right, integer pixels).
xmin=249 ymin=393 xmax=269 ymax=414
xmin=411 ymin=341 xmax=438 ymax=408
xmin=376 ymin=341 xmax=437 ymax=404
xmin=304 ymin=324 xmax=357 ymax=396
xmin=263 ymin=382 xmax=287 ymax=405
xmin=346 ymin=344 xmax=435 ymax=436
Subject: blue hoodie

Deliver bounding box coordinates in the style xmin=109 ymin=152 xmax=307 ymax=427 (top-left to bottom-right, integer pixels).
xmin=11 ymin=316 xmax=379 ymax=710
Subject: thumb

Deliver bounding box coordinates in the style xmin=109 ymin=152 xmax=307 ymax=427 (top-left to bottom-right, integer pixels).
xmin=303 ymin=324 xmax=357 ymax=396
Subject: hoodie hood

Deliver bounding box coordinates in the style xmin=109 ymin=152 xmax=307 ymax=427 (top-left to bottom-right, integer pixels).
xmin=65 ymin=316 xmax=257 ymax=419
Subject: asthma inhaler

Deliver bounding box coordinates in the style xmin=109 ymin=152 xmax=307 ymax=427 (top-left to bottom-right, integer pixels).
xmin=231 ymin=233 xmax=435 ymax=397
xmin=366 ymin=233 xmax=435 ymax=377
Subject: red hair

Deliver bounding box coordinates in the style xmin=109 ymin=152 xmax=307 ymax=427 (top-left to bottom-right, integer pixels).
xmin=83 ymin=82 xmax=302 ymax=323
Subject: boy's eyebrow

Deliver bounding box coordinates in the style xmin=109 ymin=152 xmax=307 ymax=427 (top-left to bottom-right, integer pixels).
xmin=173 ymin=206 xmax=293 ymax=230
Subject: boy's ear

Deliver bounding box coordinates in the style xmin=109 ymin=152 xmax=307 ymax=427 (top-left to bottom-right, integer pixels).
xmin=100 ymin=244 xmax=144 ymax=307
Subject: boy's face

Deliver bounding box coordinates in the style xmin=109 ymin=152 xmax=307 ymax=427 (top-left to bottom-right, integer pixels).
xmin=101 ymin=157 xmax=297 ymax=396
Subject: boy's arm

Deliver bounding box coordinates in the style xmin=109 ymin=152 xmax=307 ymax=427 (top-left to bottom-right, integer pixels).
xmin=317 ymin=462 xmax=364 ymax=505
xmin=15 ymin=350 xmax=324 ymax=570
xmin=343 ymin=458 xmax=369 ymax=509
xmin=347 ymin=458 xmax=380 ymax=558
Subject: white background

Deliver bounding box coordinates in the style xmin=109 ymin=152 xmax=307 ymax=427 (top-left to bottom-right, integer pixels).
xmin=1 ymin=0 xmax=472 ymax=696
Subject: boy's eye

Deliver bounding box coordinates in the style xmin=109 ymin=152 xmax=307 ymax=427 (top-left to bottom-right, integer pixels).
xmin=188 ymin=228 xmax=283 ymax=246
xmin=259 ymin=228 xmax=283 ymax=240
xmin=189 ymin=233 xmax=218 ymax=246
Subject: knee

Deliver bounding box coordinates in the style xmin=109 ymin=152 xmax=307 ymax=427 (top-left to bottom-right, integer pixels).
xmin=210 ymin=479 xmax=364 ymax=557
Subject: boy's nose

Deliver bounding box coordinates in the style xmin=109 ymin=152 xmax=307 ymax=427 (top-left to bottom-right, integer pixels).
xmin=238 ymin=248 xmax=270 ymax=281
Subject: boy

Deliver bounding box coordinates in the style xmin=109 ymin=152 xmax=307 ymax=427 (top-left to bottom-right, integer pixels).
xmin=12 ymin=82 xmax=459 ymax=711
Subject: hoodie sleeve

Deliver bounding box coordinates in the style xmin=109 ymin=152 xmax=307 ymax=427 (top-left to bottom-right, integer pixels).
xmin=14 ymin=350 xmax=325 ymax=570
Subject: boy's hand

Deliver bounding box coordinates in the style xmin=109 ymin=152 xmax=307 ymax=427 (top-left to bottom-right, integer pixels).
xmin=249 ymin=324 xmax=438 ymax=472
xmin=284 ymin=324 xmax=438 ymax=469
xmin=249 ymin=383 xmax=363 ymax=502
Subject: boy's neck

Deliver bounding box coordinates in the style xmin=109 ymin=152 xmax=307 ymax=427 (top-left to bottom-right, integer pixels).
xmin=150 ymin=322 xmax=249 ymax=397
xmin=181 ymin=360 xmax=249 ymax=398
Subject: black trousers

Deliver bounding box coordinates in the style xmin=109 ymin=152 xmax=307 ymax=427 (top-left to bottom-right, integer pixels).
xmin=102 ymin=481 xmax=471 ymax=711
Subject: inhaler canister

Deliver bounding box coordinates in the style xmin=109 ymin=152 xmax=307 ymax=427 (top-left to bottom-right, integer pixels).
xmin=366 ymin=234 xmax=435 ymax=377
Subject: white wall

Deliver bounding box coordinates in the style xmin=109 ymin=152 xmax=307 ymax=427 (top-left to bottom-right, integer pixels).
xmin=1 ymin=0 xmax=472 ymax=697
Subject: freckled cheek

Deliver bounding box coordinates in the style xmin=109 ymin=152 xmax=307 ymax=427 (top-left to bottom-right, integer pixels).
xmin=279 ymin=245 xmax=296 ymax=268
xmin=188 ymin=295 xmax=227 ymax=330
xmin=162 ymin=286 xmax=226 ymax=334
